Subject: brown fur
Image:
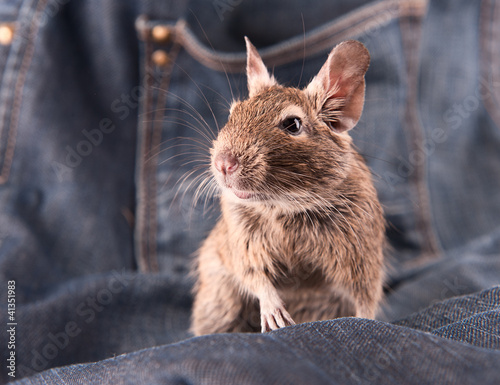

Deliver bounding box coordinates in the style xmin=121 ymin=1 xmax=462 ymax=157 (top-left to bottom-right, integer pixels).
xmin=190 ymin=39 xmax=385 ymax=335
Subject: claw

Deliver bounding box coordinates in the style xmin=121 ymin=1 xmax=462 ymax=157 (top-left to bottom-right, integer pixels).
xmin=261 ymin=307 xmax=295 ymax=333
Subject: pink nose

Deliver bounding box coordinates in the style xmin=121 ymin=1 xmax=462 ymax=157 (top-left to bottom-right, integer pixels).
xmin=214 ymin=152 xmax=239 ymax=175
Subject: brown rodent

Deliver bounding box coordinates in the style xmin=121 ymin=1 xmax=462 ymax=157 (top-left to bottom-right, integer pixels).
xmin=191 ymin=37 xmax=385 ymax=335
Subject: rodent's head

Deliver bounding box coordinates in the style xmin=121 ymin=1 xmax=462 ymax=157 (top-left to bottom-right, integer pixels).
xmin=211 ymin=38 xmax=370 ymax=209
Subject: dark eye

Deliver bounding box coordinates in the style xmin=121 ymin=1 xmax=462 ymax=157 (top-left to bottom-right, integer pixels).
xmin=281 ymin=117 xmax=302 ymax=135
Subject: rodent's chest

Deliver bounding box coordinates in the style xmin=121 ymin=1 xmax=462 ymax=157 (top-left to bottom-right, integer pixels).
xmin=229 ymin=207 xmax=343 ymax=276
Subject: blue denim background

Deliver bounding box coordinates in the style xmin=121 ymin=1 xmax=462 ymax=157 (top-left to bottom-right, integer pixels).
xmin=0 ymin=0 xmax=499 ymax=383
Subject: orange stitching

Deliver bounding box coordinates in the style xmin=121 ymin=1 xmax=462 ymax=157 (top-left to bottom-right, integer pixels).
xmin=0 ymin=0 xmax=51 ymax=184
xmin=136 ymin=34 xmax=156 ymax=272
xmin=145 ymin=41 xmax=182 ymax=273
xmin=174 ymin=0 xmax=428 ymax=73
xmin=136 ymin=25 xmax=182 ymax=272
xmin=398 ymin=4 xmax=442 ymax=258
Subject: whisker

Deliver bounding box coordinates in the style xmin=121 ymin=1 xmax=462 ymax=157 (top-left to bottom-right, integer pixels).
xmin=170 ymin=60 xmax=222 ymax=135
xmin=297 ymin=13 xmax=306 ymax=88
xmin=188 ymin=10 xmax=235 ymax=103
xmin=144 ymin=107 xmax=216 ymax=144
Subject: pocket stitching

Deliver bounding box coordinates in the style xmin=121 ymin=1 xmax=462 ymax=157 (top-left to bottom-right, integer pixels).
xmin=171 ymin=0 xmax=428 ymax=73
xmin=135 ymin=26 xmax=183 ymax=273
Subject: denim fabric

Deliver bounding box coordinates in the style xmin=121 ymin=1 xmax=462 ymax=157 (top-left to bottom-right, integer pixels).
xmin=12 ymin=288 xmax=500 ymax=385
xmin=0 ymin=0 xmax=499 ymax=383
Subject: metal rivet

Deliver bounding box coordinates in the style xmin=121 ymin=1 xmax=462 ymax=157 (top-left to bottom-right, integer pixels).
xmin=152 ymin=50 xmax=170 ymax=67
xmin=152 ymin=25 xmax=171 ymax=43
xmin=0 ymin=24 xmax=14 ymax=45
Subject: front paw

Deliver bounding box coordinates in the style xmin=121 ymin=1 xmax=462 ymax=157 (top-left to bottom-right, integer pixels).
xmin=261 ymin=307 xmax=295 ymax=333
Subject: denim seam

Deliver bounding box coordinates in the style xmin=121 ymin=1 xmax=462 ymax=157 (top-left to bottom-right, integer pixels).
xmin=135 ymin=32 xmax=156 ymax=272
xmin=135 ymin=23 xmax=182 ymax=273
xmin=480 ymin=0 xmax=500 ymax=129
xmin=157 ymin=0 xmax=428 ymax=73
xmin=146 ymin=35 xmax=160 ymax=274
xmin=0 ymin=0 xmax=49 ymax=184
xmin=146 ymin=47 xmax=180 ymax=273
xmin=399 ymin=1 xmax=442 ymax=259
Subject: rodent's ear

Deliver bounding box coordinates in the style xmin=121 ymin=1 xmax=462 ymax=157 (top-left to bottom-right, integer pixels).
xmin=306 ymin=40 xmax=370 ymax=132
xmin=245 ymin=37 xmax=277 ymax=98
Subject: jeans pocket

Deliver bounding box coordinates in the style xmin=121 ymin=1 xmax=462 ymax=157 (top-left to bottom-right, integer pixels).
xmin=172 ymin=0 xmax=427 ymax=74
xmin=134 ymin=0 xmax=429 ymax=273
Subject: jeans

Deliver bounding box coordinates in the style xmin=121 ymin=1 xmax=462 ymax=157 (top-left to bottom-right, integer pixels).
xmin=11 ymin=288 xmax=500 ymax=385
xmin=0 ymin=0 xmax=499 ymax=383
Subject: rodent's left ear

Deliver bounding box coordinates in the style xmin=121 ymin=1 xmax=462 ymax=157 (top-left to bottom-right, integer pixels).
xmin=245 ymin=37 xmax=277 ymax=98
xmin=306 ymin=40 xmax=370 ymax=132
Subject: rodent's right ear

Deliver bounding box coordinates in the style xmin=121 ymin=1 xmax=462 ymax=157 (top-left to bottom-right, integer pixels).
xmin=245 ymin=37 xmax=277 ymax=98
xmin=306 ymin=40 xmax=370 ymax=133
